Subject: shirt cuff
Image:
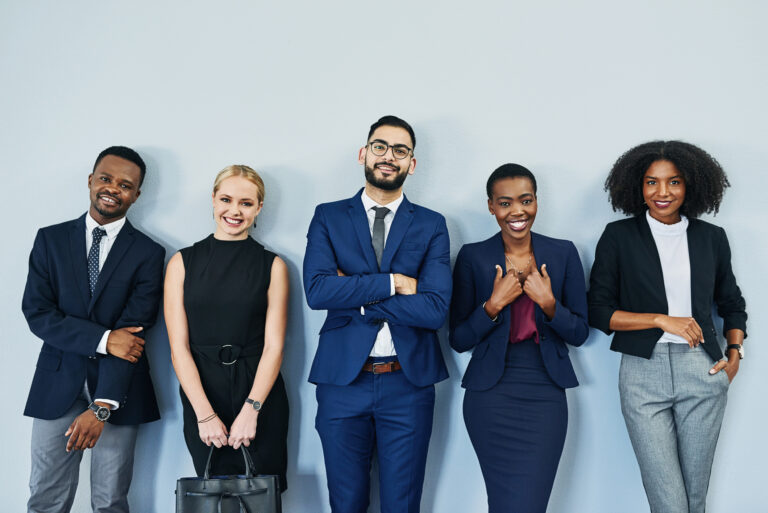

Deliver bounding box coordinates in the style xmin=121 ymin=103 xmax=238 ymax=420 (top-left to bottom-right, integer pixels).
xmin=389 ymin=274 xmax=395 ymax=296
xmin=361 ymin=306 xmax=365 ymax=315
xmin=94 ymin=399 xmax=120 ymax=410
xmin=96 ymin=330 xmax=110 ymax=355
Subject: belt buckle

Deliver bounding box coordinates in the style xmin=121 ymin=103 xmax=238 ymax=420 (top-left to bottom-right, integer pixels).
xmin=371 ymin=361 xmax=391 ymax=374
xmin=219 ymin=344 xmax=237 ymax=365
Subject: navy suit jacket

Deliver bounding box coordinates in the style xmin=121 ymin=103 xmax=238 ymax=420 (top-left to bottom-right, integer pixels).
xmin=449 ymin=232 xmax=589 ymax=390
xmin=22 ymin=214 xmax=164 ymax=425
xmin=303 ymin=189 xmax=451 ymax=387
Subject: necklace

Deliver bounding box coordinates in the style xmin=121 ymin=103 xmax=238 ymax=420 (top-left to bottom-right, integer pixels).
xmin=505 ymin=252 xmax=532 ymax=275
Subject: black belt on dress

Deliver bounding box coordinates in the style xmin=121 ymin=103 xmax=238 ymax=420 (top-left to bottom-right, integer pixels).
xmin=191 ymin=344 xmax=263 ymax=365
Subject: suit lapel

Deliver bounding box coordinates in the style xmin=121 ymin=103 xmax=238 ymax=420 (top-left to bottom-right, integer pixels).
xmin=686 ymin=219 xmax=702 ymax=306
xmin=347 ymin=191 xmax=379 ymax=271
xmin=380 ymin=195 xmax=414 ymax=272
xmin=89 ymin=219 xmax=136 ymax=310
xmin=69 ymin=214 xmax=91 ymax=310
xmin=636 ymin=214 xmax=667 ymax=295
xmin=530 ymin=232 xmax=549 ymax=325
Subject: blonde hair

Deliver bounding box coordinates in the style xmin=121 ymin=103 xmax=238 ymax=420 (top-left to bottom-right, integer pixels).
xmin=212 ymin=165 xmax=265 ymax=203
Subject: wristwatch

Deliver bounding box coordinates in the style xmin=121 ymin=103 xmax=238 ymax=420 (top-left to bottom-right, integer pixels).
xmin=245 ymin=398 xmax=262 ymax=412
xmin=726 ymin=343 xmax=744 ymax=360
xmin=88 ymin=402 xmax=111 ymax=422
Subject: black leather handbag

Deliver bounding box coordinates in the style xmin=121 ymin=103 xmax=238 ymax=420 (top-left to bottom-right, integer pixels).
xmin=176 ymin=446 xmax=281 ymax=513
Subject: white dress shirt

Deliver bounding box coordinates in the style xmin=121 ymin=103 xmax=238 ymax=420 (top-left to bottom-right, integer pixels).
xmin=647 ymin=211 xmax=692 ymax=345
xmin=84 ymin=213 xmax=127 ymax=408
xmin=361 ymin=191 xmax=401 ymax=357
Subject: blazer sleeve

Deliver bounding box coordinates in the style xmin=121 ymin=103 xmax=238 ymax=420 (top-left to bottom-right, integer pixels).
xmin=21 ymin=229 xmax=107 ymax=356
xmin=448 ymin=246 xmax=499 ymax=353
xmin=363 ymin=216 xmax=452 ymax=331
xmin=714 ymin=227 xmax=747 ymax=337
xmin=588 ymin=225 xmax=620 ymax=335
xmin=93 ymin=243 xmax=165 ymax=403
xmin=303 ymin=205 xmax=392 ymax=310
xmin=543 ymin=242 xmax=589 ymax=346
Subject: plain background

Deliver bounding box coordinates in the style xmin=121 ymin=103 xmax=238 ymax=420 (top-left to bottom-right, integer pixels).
xmin=2 ymin=1 xmax=766 ymax=512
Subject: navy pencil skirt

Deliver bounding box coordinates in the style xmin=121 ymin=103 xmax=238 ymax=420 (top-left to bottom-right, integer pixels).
xmin=463 ymin=339 xmax=567 ymax=513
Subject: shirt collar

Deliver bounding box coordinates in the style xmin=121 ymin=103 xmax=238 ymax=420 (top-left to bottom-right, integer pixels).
xmin=361 ymin=190 xmax=404 ymax=217
xmin=645 ymin=210 xmax=688 ymax=236
xmin=86 ymin=212 xmax=126 ymax=241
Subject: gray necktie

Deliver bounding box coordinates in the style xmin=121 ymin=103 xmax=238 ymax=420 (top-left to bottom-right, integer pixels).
xmin=372 ymin=206 xmax=390 ymax=268
xmin=88 ymin=227 xmax=106 ymax=296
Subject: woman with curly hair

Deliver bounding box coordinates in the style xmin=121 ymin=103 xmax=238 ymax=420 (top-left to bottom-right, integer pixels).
xmin=589 ymin=141 xmax=747 ymax=513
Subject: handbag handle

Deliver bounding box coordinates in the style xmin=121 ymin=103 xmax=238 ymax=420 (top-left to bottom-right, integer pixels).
xmin=203 ymin=445 xmax=257 ymax=479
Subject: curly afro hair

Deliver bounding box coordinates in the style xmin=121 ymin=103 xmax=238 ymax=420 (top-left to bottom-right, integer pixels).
xmin=604 ymin=140 xmax=730 ymax=218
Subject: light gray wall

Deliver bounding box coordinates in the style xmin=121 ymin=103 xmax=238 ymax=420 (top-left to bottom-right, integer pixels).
xmin=2 ymin=1 xmax=766 ymax=511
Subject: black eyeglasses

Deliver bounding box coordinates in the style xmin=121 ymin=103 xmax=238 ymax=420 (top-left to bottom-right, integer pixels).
xmin=367 ymin=140 xmax=413 ymax=160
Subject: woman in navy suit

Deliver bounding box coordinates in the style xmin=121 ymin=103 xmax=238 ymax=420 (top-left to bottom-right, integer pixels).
xmin=450 ymin=164 xmax=589 ymax=513
xmin=588 ymin=141 xmax=746 ymax=513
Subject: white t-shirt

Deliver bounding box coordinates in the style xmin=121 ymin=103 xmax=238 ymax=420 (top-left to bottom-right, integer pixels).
xmin=646 ymin=211 xmax=692 ymax=345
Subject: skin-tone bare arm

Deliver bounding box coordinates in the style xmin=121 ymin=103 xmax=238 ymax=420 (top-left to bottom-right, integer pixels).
xmin=229 ymin=257 xmax=289 ymax=450
xmin=609 ymin=311 xmax=742 ymax=381
xmin=164 ymin=252 xmax=229 ymax=448
xmin=608 ymin=311 xmax=704 ymax=346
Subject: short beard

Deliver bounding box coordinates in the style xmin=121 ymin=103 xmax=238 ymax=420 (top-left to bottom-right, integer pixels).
xmin=364 ymin=163 xmax=408 ymax=191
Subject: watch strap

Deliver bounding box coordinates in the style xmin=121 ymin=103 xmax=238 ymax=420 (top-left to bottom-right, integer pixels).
xmin=726 ymin=344 xmax=744 ymax=359
xmin=245 ymin=398 xmax=262 ymax=411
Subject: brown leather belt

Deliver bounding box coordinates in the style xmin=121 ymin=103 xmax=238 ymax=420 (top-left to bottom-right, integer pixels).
xmin=362 ymin=360 xmax=402 ymax=374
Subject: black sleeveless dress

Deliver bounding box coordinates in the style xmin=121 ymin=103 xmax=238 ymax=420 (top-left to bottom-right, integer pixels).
xmin=179 ymin=235 xmax=288 ymax=491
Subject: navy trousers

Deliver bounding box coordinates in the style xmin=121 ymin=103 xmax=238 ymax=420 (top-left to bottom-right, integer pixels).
xmin=315 ymin=358 xmax=435 ymax=513
xmin=464 ymin=340 xmax=567 ymax=513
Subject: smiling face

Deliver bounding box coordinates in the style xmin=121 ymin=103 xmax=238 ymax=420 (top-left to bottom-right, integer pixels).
xmin=488 ymin=177 xmax=537 ymax=243
xmin=358 ymin=125 xmax=416 ymax=192
xmin=643 ymin=159 xmax=686 ymax=224
xmin=212 ymin=175 xmax=263 ymax=240
xmin=87 ymin=155 xmax=142 ymax=224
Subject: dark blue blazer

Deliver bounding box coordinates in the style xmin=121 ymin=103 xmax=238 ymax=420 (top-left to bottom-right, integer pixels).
xmin=303 ymin=189 xmax=451 ymax=387
xmin=449 ymin=232 xmax=589 ymax=390
xmin=22 ymin=214 xmax=164 ymax=425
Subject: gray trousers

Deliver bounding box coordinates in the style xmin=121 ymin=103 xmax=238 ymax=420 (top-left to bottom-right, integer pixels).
xmin=619 ymin=343 xmax=729 ymax=513
xmin=28 ymin=395 xmax=139 ymax=513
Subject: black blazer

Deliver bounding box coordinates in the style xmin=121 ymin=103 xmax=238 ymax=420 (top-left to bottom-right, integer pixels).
xmin=588 ymin=214 xmax=747 ymax=362
xmin=22 ymin=214 xmax=165 ymax=424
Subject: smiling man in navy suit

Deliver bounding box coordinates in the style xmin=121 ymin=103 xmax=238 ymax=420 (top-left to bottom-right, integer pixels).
xmin=303 ymin=116 xmax=451 ymax=513
xmin=22 ymin=146 xmax=164 ymax=513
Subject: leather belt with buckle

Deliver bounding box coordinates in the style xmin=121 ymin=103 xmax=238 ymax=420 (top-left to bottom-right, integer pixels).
xmin=362 ymin=360 xmax=402 ymax=374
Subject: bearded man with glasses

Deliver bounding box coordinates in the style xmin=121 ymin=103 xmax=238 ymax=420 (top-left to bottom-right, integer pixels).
xmin=303 ymin=115 xmax=451 ymax=513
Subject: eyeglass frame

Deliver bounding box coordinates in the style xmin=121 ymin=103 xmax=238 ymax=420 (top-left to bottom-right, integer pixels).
xmin=366 ymin=139 xmax=413 ymax=160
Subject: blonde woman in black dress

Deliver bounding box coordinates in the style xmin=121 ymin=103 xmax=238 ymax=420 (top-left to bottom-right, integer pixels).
xmin=164 ymin=165 xmax=289 ymax=490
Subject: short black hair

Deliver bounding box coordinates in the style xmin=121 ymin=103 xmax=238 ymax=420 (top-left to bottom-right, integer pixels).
xmin=605 ymin=140 xmax=730 ymax=218
xmin=486 ymin=163 xmax=538 ymax=199
xmin=93 ymin=146 xmax=147 ymax=186
xmin=367 ymin=115 xmax=416 ymax=149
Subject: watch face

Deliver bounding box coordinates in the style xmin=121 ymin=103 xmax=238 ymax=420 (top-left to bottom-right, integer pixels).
xmin=93 ymin=406 xmax=110 ymax=421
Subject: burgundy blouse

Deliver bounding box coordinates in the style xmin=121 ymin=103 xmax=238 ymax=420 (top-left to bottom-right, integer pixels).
xmin=509 ymin=294 xmax=539 ymax=344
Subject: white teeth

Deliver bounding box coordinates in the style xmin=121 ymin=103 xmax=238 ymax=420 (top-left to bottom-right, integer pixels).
xmin=100 ymin=196 xmax=116 ymax=204
xmin=224 ymin=217 xmax=243 ymax=224
xmin=510 ymin=220 xmax=527 ymax=229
